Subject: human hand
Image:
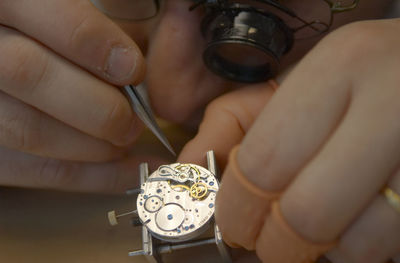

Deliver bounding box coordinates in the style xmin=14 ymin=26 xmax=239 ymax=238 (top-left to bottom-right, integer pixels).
xmin=146 ymin=0 xmax=391 ymax=127
xmin=179 ymin=19 xmax=400 ymax=263
xmin=0 ymin=0 xmax=152 ymax=191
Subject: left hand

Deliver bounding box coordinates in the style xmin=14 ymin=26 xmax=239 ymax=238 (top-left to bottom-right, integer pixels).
xmin=0 ymin=0 xmax=159 ymax=192
xmin=0 ymin=146 xmax=165 ymax=193
xmin=178 ymin=19 xmax=400 ymax=263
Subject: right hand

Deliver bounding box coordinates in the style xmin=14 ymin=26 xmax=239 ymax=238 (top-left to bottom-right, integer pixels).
xmin=0 ymin=0 xmax=151 ymax=191
xmin=145 ymin=0 xmax=391 ymax=127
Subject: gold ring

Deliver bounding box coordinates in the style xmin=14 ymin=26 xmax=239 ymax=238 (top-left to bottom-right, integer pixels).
xmin=382 ymin=187 xmax=400 ymax=214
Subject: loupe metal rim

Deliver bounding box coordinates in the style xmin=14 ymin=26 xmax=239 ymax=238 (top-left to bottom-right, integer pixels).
xmin=201 ymin=2 xmax=294 ymax=83
xmin=203 ymin=39 xmax=280 ymax=83
xmin=202 ymin=4 xmax=258 ymax=36
xmin=201 ymin=2 xmax=293 ymax=34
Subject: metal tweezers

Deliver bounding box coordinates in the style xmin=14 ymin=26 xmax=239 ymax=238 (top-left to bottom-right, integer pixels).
xmin=123 ymin=85 xmax=176 ymax=156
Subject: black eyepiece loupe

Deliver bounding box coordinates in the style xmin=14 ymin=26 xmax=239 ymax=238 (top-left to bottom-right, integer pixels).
xmin=201 ymin=4 xmax=294 ymax=83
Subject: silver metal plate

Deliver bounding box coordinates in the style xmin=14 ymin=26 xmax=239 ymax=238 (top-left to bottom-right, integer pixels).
xmin=137 ymin=163 xmax=219 ymax=242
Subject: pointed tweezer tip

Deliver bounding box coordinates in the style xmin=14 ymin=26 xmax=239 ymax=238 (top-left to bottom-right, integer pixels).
xmin=165 ymin=142 xmax=177 ymax=157
xmin=123 ymin=84 xmax=177 ymax=157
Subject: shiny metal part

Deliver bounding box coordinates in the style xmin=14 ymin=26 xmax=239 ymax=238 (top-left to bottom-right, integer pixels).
xmin=137 ymin=163 xmax=218 ymax=242
xmin=323 ymin=0 xmax=359 ymax=12
xmin=215 ymin=225 xmax=232 ymax=263
xmin=132 ymin=163 xmax=161 ymax=263
xmin=206 ymin=150 xmax=218 ymax=179
xmin=107 ymin=209 xmax=138 ymax=226
xmin=110 ymin=151 xmax=232 ymax=263
xmin=155 ymin=203 xmax=186 ymax=232
xmin=123 ymin=85 xmax=176 ymax=156
xmin=126 ymin=188 xmax=141 ymax=195
xmin=157 ymin=237 xmax=216 ymax=254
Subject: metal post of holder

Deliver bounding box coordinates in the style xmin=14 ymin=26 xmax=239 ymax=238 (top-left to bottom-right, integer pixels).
xmin=215 ymin=225 xmax=232 ymax=263
xmin=206 ymin=150 xmax=218 ymax=177
xmin=206 ymin=151 xmax=232 ymax=263
xmin=157 ymin=238 xmax=216 ymax=254
xmin=128 ymin=163 xmax=162 ymax=263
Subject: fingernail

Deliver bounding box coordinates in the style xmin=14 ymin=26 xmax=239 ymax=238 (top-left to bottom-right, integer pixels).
xmin=105 ymin=46 xmax=137 ymax=81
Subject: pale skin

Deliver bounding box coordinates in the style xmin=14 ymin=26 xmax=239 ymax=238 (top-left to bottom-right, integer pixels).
xmin=178 ymin=8 xmax=400 ymax=263
xmin=0 ymin=0 xmax=390 ymax=191
xmin=0 ymin=0 xmax=398 ymax=261
xmin=0 ymin=0 xmax=152 ymax=192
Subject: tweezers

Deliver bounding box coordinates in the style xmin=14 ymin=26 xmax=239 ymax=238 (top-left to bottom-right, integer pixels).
xmin=123 ymin=85 xmax=176 ymax=156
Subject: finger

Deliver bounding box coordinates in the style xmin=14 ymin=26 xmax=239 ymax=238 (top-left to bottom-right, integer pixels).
xmin=0 ymin=0 xmax=145 ymax=85
xmin=0 ymin=26 xmax=142 ymax=147
xmin=147 ymin=0 xmax=239 ymax=124
xmin=0 ymin=146 xmax=165 ymax=193
xmin=214 ymin=36 xmax=352 ymax=249
xmin=256 ymin=81 xmax=400 ymax=262
xmin=178 ymin=82 xmax=274 ymax=250
xmin=238 ymin=19 xmax=400 ymax=192
xmin=0 ymin=90 xmax=126 ymax=162
xmin=237 ymin=38 xmax=353 ymax=192
xmin=278 ymin=78 xmax=400 ymax=243
xmin=216 ymin=22 xmax=400 ymax=252
xmin=325 ymin=173 xmax=400 ymax=263
xmin=178 ymin=82 xmax=276 ymax=168
xmin=216 ymin=145 xmax=279 ymax=250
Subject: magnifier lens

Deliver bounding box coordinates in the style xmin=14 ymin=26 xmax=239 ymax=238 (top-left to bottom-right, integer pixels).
xmin=202 ymin=6 xmax=294 ymax=83
xmin=204 ymin=41 xmax=277 ymax=83
xmin=215 ymin=43 xmax=270 ymax=67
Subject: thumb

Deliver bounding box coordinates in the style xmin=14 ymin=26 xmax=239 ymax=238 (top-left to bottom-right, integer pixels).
xmin=1 ymin=0 xmax=145 ymax=85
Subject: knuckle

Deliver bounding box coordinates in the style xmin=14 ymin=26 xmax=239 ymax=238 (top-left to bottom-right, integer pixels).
xmin=18 ymin=114 xmax=42 ymax=152
xmin=98 ymin=97 xmax=131 ymax=141
xmin=66 ymin=7 xmax=113 ymax=71
xmin=202 ymin=98 xmax=237 ymax=127
xmin=204 ymin=93 xmax=245 ymax=122
xmin=0 ymin=107 xmax=42 ymax=153
xmin=36 ymin=158 xmax=74 ymax=188
xmin=68 ymin=11 xmax=93 ymax=50
xmin=0 ymin=35 xmax=51 ymax=98
xmin=108 ymin=172 xmax=127 ymax=193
